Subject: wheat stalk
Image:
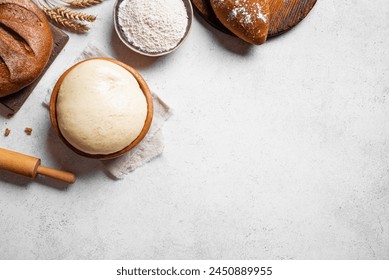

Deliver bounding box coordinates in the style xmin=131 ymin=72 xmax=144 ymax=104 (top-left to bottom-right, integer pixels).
xmin=45 ymin=0 xmax=96 ymax=22
xmin=60 ymin=0 xmax=103 ymax=8
xmin=53 ymin=6 xmax=96 ymax=22
xmin=38 ymin=1 xmax=90 ymax=32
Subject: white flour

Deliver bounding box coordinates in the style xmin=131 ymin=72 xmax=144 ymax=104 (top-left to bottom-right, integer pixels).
xmin=118 ymin=0 xmax=188 ymax=53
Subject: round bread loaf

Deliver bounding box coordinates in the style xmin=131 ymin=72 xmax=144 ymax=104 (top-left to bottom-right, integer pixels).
xmin=0 ymin=0 xmax=53 ymax=97
xmin=56 ymin=59 xmax=149 ymax=155
xmin=210 ymin=0 xmax=270 ymax=45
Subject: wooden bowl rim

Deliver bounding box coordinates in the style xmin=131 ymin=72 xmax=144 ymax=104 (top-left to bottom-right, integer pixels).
xmin=49 ymin=57 xmax=154 ymax=160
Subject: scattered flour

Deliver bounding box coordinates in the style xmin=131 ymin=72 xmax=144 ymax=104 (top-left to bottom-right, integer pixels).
xmin=118 ymin=0 xmax=188 ymax=53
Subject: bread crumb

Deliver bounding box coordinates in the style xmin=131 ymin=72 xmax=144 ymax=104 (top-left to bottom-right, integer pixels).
xmin=4 ymin=128 xmax=10 ymax=136
xmin=6 ymin=114 xmax=13 ymax=119
xmin=24 ymin=127 xmax=32 ymax=135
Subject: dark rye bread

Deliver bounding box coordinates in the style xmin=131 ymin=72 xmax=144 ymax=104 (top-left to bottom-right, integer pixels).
xmin=0 ymin=0 xmax=53 ymax=97
xmin=0 ymin=25 xmax=68 ymax=117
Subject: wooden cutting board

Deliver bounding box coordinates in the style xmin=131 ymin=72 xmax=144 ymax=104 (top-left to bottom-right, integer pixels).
xmin=0 ymin=25 xmax=69 ymax=117
xmin=191 ymin=0 xmax=317 ymax=38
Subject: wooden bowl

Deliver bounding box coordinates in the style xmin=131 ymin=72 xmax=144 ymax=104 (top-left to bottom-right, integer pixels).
xmin=49 ymin=57 xmax=154 ymax=160
xmin=113 ymin=0 xmax=193 ymax=57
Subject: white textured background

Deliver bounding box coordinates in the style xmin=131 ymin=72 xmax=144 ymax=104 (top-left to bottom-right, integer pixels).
xmin=0 ymin=0 xmax=388 ymax=259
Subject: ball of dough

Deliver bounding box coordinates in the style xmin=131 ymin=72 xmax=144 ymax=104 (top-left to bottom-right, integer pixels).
xmin=56 ymin=59 xmax=148 ymax=155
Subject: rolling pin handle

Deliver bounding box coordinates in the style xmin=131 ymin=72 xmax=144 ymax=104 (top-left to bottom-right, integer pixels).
xmin=36 ymin=166 xmax=76 ymax=184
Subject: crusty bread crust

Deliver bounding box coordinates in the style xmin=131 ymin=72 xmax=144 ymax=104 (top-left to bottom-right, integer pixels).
xmin=0 ymin=0 xmax=53 ymax=97
xmin=210 ymin=0 xmax=270 ymax=45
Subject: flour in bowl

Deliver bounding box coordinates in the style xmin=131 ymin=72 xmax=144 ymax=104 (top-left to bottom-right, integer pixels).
xmin=118 ymin=0 xmax=189 ymax=53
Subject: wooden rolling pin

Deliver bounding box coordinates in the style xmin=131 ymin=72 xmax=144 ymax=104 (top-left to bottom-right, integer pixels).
xmin=0 ymin=148 xmax=76 ymax=184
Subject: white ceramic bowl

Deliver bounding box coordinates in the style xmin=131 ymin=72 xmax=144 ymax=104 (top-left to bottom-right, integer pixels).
xmin=113 ymin=0 xmax=193 ymax=57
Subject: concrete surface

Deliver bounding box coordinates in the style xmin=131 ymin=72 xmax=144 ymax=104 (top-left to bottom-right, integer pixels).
xmin=0 ymin=0 xmax=388 ymax=259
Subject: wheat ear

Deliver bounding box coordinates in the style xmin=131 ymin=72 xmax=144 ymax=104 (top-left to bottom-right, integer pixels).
xmin=60 ymin=0 xmax=103 ymax=8
xmin=45 ymin=0 xmax=96 ymax=22
xmin=53 ymin=6 xmax=96 ymax=22
xmin=38 ymin=1 xmax=89 ymax=32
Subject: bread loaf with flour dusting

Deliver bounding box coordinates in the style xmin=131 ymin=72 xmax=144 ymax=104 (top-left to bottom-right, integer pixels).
xmin=0 ymin=0 xmax=53 ymax=97
xmin=210 ymin=0 xmax=270 ymax=45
